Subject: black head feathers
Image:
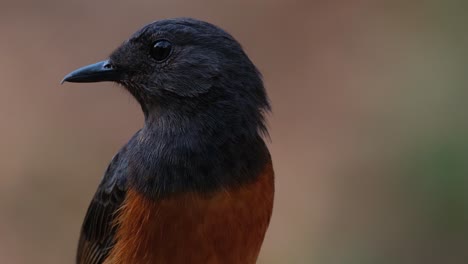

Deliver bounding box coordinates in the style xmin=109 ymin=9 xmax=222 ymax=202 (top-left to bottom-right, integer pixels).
xmin=63 ymin=18 xmax=271 ymax=197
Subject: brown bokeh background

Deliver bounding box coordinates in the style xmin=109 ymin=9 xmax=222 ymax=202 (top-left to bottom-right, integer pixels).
xmin=1 ymin=1 xmax=467 ymax=263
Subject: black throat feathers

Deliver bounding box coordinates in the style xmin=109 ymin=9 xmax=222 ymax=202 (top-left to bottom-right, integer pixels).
xmin=125 ymin=88 xmax=271 ymax=199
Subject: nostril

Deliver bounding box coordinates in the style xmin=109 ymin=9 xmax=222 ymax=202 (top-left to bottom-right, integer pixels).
xmin=103 ymin=62 xmax=114 ymax=69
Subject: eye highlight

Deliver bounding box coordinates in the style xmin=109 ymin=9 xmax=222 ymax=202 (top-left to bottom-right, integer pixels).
xmin=150 ymin=40 xmax=172 ymax=61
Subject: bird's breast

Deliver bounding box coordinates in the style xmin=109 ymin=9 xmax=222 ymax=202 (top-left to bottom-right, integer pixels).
xmin=104 ymin=161 xmax=274 ymax=264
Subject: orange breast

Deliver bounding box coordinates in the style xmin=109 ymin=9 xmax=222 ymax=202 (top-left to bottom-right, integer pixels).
xmin=104 ymin=162 xmax=274 ymax=264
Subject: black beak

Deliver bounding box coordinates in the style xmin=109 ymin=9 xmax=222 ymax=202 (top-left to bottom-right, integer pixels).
xmin=61 ymin=60 xmax=121 ymax=84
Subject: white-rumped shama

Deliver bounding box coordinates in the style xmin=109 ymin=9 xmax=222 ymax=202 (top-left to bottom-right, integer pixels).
xmin=62 ymin=18 xmax=274 ymax=264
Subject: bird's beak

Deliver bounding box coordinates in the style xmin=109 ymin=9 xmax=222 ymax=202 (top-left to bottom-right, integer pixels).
xmin=61 ymin=60 xmax=121 ymax=84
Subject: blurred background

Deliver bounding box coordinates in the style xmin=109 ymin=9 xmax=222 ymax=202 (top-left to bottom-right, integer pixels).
xmin=1 ymin=0 xmax=467 ymax=263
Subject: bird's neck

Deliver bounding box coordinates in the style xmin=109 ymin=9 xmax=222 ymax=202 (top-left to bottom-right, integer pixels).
xmin=127 ymin=105 xmax=270 ymax=199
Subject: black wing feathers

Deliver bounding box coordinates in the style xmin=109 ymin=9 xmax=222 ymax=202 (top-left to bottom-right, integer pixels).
xmin=76 ymin=148 xmax=129 ymax=264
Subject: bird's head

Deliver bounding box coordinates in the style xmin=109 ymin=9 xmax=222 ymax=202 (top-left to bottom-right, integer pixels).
xmin=63 ymin=18 xmax=269 ymax=135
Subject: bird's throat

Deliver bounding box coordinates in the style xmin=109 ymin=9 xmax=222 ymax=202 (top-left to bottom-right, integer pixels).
xmin=127 ymin=111 xmax=270 ymax=199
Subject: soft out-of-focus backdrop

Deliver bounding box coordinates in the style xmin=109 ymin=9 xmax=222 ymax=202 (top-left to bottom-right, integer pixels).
xmin=1 ymin=1 xmax=467 ymax=263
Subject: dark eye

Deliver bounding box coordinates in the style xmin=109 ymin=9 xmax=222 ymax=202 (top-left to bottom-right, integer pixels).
xmin=150 ymin=40 xmax=172 ymax=61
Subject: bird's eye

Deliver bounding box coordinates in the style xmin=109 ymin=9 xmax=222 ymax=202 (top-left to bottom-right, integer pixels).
xmin=150 ymin=40 xmax=172 ymax=61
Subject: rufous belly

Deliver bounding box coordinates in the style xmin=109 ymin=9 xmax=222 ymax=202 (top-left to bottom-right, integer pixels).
xmin=104 ymin=162 xmax=274 ymax=264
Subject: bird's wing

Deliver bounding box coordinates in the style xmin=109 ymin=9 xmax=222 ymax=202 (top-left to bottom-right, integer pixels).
xmin=76 ymin=148 xmax=129 ymax=264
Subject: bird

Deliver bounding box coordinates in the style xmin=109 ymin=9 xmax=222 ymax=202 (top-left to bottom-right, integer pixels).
xmin=62 ymin=18 xmax=274 ymax=264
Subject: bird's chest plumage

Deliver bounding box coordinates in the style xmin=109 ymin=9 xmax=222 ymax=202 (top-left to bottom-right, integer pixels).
xmin=103 ymin=162 xmax=274 ymax=264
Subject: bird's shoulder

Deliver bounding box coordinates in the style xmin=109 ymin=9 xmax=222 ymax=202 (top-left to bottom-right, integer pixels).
xmin=76 ymin=130 xmax=140 ymax=264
